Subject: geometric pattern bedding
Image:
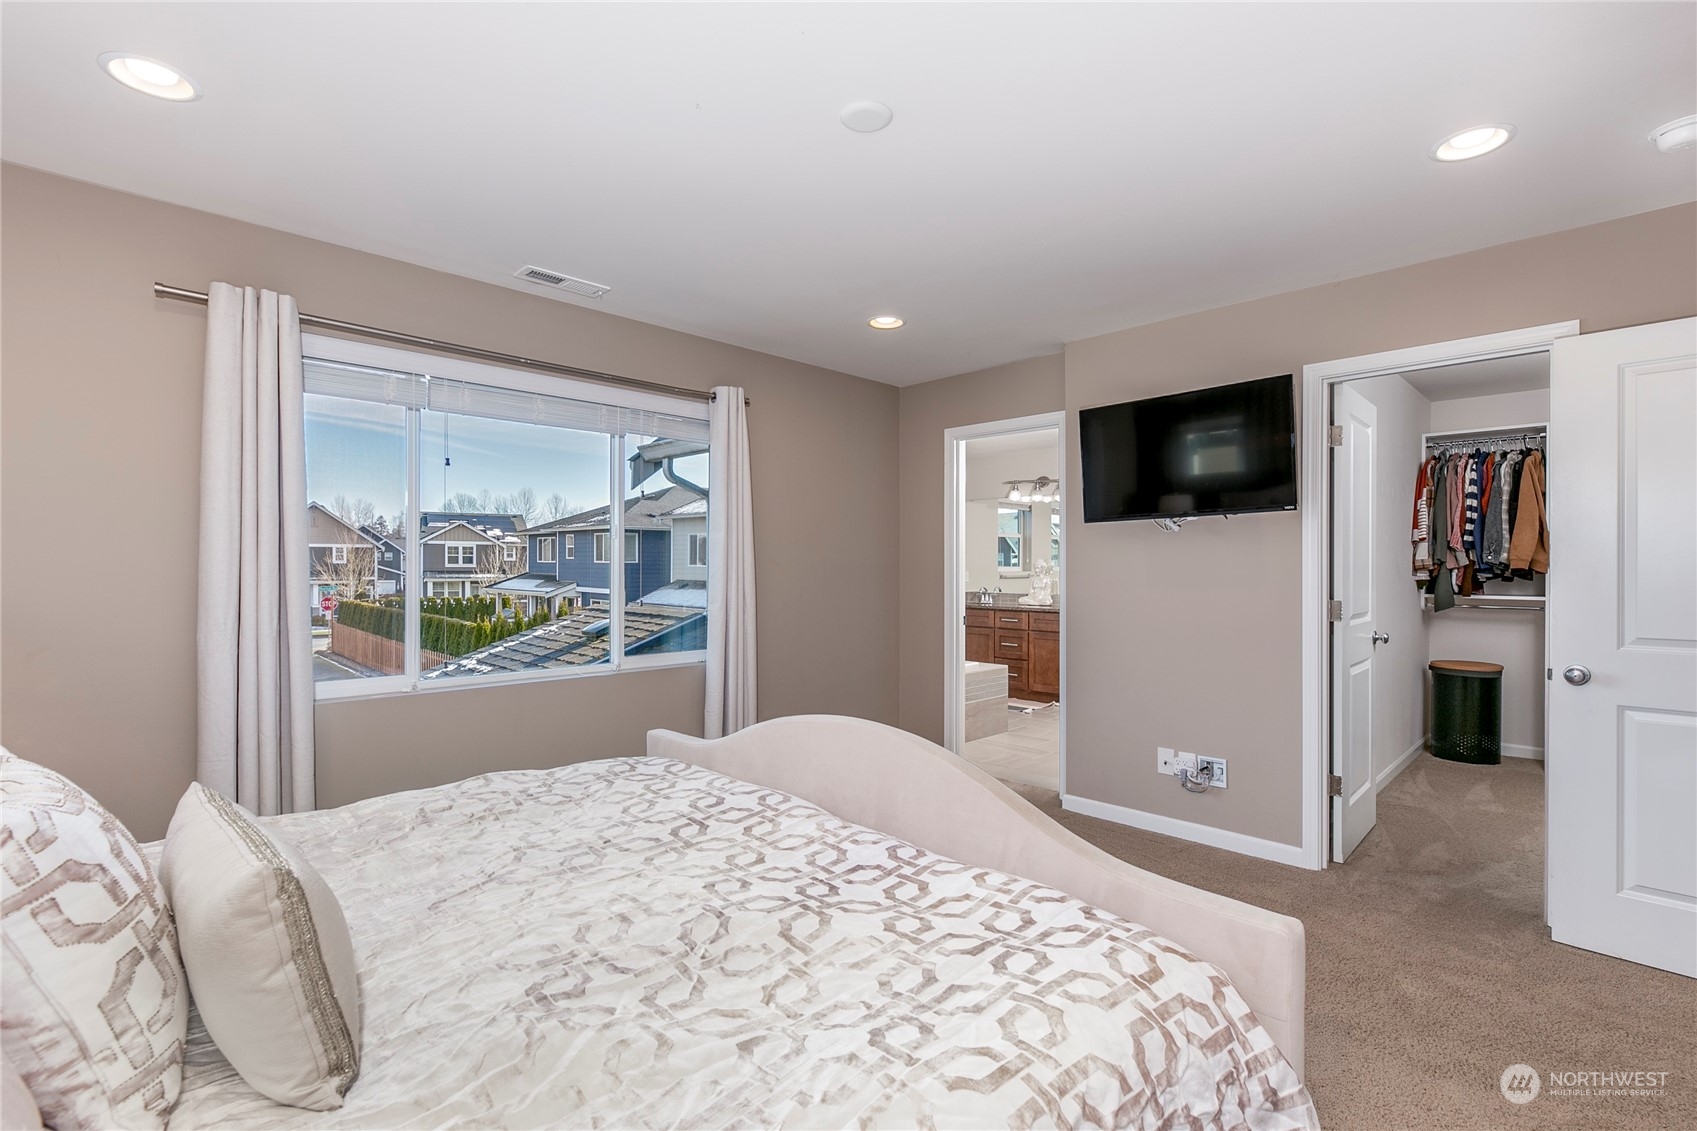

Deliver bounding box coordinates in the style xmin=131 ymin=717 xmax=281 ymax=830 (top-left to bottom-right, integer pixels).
xmin=158 ymin=758 xmax=1318 ymax=1130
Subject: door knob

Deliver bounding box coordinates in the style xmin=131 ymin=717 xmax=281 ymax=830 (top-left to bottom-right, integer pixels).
xmin=1372 ymin=631 xmax=1390 ymax=645
xmin=1563 ymin=665 xmax=1592 ymax=686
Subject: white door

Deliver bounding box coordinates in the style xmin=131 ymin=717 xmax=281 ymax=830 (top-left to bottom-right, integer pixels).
xmin=1331 ymin=383 xmax=1380 ymax=862
xmin=1548 ymin=318 xmax=1697 ymax=976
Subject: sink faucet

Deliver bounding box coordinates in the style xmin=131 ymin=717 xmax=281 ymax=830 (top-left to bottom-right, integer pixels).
xmin=978 ymin=587 xmax=992 ymax=606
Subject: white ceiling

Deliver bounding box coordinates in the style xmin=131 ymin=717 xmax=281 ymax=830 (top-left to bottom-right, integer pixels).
xmin=3 ymin=3 xmax=1693 ymax=386
xmin=1401 ymin=353 xmax=1550 ymax=402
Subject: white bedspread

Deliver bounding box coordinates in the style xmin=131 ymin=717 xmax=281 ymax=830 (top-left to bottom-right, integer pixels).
xmin=159 ymin=758 xmax=1316 ymax=1130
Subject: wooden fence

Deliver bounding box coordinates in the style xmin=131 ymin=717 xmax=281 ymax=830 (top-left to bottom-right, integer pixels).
xmin=329 ymin=622 xmax=452 ymax=675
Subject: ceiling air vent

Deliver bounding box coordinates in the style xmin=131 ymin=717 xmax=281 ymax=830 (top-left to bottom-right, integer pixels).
xmin=513 ymin=265 xmax=611 ymax=299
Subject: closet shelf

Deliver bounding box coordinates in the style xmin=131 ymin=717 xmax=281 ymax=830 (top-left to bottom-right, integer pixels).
xmin=1422 ymin=594 xmax=1545 ymax=612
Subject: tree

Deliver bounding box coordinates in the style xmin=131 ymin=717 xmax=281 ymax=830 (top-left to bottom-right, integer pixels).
xmin=314 ymin=544 xmax=378 ymax=602
xmin=478 ymin=541 xmax=526 ymax=591
xmin=508 ymin=487 xmax=538 ymax=525
xmin=544 ymin=492 xmax=578 ymax=521
xmin=330 ymin=495 xmax=378 ymax=530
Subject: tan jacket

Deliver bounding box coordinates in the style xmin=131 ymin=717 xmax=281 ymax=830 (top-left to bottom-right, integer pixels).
xmin=1507 ymin=450 xmax=1548 ymax=574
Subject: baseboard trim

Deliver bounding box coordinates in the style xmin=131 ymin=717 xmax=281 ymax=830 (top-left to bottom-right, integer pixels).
xmin=1503 ymin=743 xmax=1544 ymax=761
xmin=1375 ymin=737 xmax=1427 ymax=789
xmin=1060 ymin=793 xmax=1308 ymax=868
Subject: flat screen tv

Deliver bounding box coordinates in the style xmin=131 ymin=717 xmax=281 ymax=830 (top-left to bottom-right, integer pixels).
xmin=1079 ymin=374 xmax=1297 ymax=523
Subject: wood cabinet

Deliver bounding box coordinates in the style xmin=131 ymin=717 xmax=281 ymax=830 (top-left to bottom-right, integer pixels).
xmin=966 ymin=606 xmax=1059 ymax=702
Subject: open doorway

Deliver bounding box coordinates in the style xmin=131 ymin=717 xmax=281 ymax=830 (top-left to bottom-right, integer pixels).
xmin=943 ymin=415 xmax=1064 ymax=792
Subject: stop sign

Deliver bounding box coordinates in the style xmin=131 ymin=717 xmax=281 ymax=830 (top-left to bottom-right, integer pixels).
xmin=320 ymin=596 xmax=339 ymax=613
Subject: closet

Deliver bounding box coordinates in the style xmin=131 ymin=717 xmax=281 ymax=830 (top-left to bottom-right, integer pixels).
xmin=1415 ymin=384 xmax=1550 ymax=767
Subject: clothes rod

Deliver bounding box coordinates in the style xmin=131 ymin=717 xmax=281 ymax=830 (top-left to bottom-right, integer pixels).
xmin=153 ymin=283 xmax=744 ymax=405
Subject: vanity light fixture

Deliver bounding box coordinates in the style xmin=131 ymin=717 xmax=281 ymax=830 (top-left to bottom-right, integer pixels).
xmin=1430 ymin=124 xmax=1514 ymax=162
xmin=868 ymin=315 xmax=905 ymax=330
xmin=98 ymin=52 xmax=201 ymax=101
xmin=1003 ymin=477 xmax=1060 ymax=504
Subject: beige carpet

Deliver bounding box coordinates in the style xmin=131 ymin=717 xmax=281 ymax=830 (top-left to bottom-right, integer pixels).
xmin=1005 ymin=754 xmax=1696 ymax=1130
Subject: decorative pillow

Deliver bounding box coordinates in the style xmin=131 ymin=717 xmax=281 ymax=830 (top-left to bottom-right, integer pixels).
xmin=0 ymin=749 xmax=187 ymax=1130
xmin=161 ymin=784 xmax=360 ymax=1110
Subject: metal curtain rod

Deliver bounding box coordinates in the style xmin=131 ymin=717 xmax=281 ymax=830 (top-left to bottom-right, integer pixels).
xmin=153 ymin=283 xmax=742 ymax=405
xmin=1427 ymin=432 xmax=1544 ymax=451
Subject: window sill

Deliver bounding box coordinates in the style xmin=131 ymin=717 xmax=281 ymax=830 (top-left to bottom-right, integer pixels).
xmin=313 ymin=652 xmax=706 ymax=704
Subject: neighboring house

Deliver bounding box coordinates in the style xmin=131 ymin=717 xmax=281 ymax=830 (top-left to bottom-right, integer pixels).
xmin=517 ymin=484 xmax=704 ymax=604
xmin=360 ymin=525 xmax=406 ymax=594
xmin=417 ymin=511 xmax=527 ymax=599
xmin=307 ymin=502 xmax=384 ymax=610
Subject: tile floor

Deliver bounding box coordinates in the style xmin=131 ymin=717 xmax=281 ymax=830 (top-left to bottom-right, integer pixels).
xmin=961 ymin=702 xmax=1060 ymax=790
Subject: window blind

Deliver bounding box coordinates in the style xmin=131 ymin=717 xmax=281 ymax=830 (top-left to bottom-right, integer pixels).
xmin=303 ymin=359 xmax=709 ymax=441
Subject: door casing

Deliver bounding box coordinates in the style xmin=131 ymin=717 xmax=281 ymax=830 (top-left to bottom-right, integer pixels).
xmin=1298 ymin=322 xmax=1580 ymax=869
xmin=942 ymin=413 xmax=1066 ymax=789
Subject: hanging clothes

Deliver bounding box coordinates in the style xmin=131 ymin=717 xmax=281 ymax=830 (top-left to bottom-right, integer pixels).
xmin=1508 ymin=449 xmax=1550 ymax=575
xmin=1411 ymin=456 xmax=1436 ymax=582
xmin=1415 ymin=436 xmax=1546 ymax=610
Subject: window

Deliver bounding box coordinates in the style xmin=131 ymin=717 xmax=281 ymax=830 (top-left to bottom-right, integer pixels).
xmin=331 ymin=544 xmax=348 ymax=564
xmin=303 ymin=334 xmax=710 ymax=698
xmin=997 ymin=506 xmax=1029 ymax=572
xmin=564 ymin=534 xmax=574 ymax=557
xmin=689 ymin=533 xmax=707 ymax=566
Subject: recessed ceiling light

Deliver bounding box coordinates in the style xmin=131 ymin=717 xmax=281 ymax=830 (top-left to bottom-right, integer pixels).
xmin=98 ymin=52 xmax=200 ymax=101
xmin=841 ymin=101 xmax=894 ymax=133
xmin=1431 ymin=124 xmax=1514 ymax=162
xmin=868 ymin=315 xmax=905 ymax=330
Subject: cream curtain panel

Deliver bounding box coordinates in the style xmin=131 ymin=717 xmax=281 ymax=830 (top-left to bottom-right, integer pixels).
xmin=705 ymin=386 xmax=756 ymax=738
xmin=197 ymin=283 xmax=315 ymax=814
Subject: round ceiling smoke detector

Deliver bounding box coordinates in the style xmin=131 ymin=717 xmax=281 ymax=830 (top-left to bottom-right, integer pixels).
xmin=840 ymin=101 xmax=894 ymax=133
xmin=1650 ymin=115 xmax=1697 ymax=154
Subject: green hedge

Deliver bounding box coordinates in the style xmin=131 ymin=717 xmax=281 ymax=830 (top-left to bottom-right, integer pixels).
xmin=336 ymin=600 xmax=532 ymax=657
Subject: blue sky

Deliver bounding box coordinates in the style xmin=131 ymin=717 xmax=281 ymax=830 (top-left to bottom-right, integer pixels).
xmin=306 ymin=395 xmax=706 ymax=526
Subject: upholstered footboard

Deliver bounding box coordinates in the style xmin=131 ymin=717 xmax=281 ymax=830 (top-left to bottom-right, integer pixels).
xmin=648 ymin=714 xmax=1306 ymax=1078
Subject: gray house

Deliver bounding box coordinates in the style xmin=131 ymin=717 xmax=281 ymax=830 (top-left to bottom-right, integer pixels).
xmin=307 ymin=502 xmax=386 ymax=611
xmin=417 ymin=512 xmax=527 ymax=600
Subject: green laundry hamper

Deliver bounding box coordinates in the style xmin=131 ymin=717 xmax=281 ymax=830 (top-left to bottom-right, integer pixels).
xmin=1429 ymin=660 xmax=1503 ymax=765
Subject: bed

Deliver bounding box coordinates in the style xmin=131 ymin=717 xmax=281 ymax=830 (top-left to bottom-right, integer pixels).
xmin=155 ymin=714 xmax=1312 ymax=1129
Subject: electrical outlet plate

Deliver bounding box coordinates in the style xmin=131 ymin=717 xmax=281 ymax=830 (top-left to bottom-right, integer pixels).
xmin=1157 ymin=746 xmax=1190 ymax=776
xmin=1196 ymin=755 xmax=1228 ymax=788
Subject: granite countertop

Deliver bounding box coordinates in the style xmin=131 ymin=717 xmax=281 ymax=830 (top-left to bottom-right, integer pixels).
xmin=967 ymin=595 xmax=1060 ymax=613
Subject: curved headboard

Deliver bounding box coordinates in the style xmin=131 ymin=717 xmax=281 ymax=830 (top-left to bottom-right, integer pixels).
xmin=649 ymin=714 xmax=1305 ymax=1078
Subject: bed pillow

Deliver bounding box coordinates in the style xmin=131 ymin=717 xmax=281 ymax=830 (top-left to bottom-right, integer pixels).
xmin=161 ymin=784 xmax=361 ymax=1110
xmin=0 ymin=749 xmax=187 ymax=1130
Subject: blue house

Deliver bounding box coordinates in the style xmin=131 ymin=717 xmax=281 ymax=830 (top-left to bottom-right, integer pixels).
xmin=500 ymin=484 xmax=706 ymax=609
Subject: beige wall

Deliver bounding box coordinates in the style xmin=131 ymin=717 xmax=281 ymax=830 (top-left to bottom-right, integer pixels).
xmin=895 ymin=355 xmax=1065 ymax=739
xmin=1062 ymin=203 xmax=1696 ymax=847
xmin=0 ymin=163 xmax=900 ymax=839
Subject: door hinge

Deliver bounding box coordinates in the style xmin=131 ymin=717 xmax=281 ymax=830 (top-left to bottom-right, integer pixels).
xmin=1326 ymin=599 xmax=1343 ymax=622
xmin=1327 ymin=424 xmax=1343 ymax=447
xmin=1327 ymin=774 xmax=1343 ymax=796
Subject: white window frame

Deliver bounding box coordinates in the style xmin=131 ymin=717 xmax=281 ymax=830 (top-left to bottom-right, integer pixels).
xmin=444 ymin=542 xmax=477 ymax=568
xmin=689 ymin=533 xmax=707 ymax=567
xmin=502 ymin=543 xmax=517 ymax=562
xmin=537 ymin=535 xmax=556 ymax=564
xmin=305 ymin=333 xmax=711 ymax=703
xmin=997 ymin=504 xmax=1031 ymax=576
xmin=331 ymin=544 xmax=348 ymax=564
xmin=594 ymin=532 xmax=610 ymax=563
xmin=625 ymin=531 xmax=640 ymax=563
xmin=564 ymin=533 xmax=574 ymax=557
